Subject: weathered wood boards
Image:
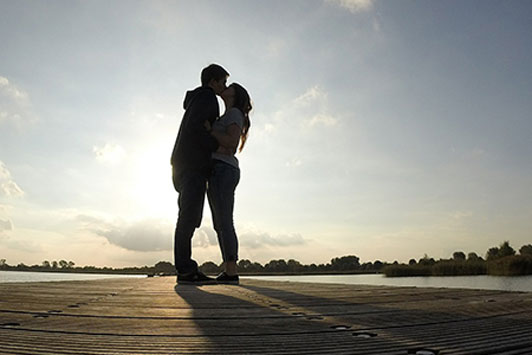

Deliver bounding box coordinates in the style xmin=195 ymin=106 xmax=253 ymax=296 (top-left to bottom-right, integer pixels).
xmin=1 ymin=277 xmax=531 ymax=354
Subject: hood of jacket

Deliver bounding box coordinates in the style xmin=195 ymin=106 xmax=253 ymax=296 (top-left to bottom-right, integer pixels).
xmin=183 ymin=86 xmax=214 ymax=110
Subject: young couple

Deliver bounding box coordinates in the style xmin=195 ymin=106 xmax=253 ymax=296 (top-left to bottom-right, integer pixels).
xmin=171 ymin=64 xmax=251 ymax=285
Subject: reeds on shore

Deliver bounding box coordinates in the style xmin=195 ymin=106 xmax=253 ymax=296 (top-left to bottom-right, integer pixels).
xmin=383 ymin=241 xmax=532 ymax=277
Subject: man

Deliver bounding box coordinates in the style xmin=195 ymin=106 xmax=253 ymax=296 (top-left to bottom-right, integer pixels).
xmin=171 ymin=64 xmax=229 ymax=284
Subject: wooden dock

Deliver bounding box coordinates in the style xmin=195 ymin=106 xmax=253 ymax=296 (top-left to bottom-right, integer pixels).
xmin=1 ymin=277 xmax=532 ymax=354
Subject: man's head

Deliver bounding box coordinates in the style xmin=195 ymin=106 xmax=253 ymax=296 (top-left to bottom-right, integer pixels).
xmin=201 ymin=64 xmax=229 ymax=95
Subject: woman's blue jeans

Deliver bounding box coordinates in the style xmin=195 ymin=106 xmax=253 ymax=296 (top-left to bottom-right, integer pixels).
xmin=207 ymin=160 xmax=240 ymax=262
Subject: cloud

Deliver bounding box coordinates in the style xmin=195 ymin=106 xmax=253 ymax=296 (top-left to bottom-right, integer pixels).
xmin=285 ymin=158 xmax=303 ymax=167
xmin=0 ymin=217 xmax=44 ymax=253
xmin=254 ymin=85 xmax=339 ymax=138
xmin=78 ymin=215 xmax=173 ymax=252
xmin=309 ymin=113 xmax=338 ymax=127
xmin=0 ymin=218 xmax=13 ymax=235
xmin=450 ymin=210 xmax=473 ymax=220
xmin=93 ymin=143 xmax=126 ymax=164
xmin=1 ymin=237 xmax=43 ymax=253
xmin=192 ymin=227 xmax=218 ymax=248
xmin=325 ymin=0 xmax=375 ymax=13
xmin=289 ymin=86 xmax=339 ymax=129
xmin=0 ymin=76 xmax=28 ymax=101
xmin=294 ymin=86 xmax=328 ymax=107
xmin=0 ymin=75 xmax=35 ymax=127
xmin=266 ymin=38 xmax=287 ymax=58
xmin=0 ymin=161 xmax=24 ymax=197
xmin=295 ymin=86 xmax=338 ymax=128
xmin=240 ymin=231 xmax=307 ymax=249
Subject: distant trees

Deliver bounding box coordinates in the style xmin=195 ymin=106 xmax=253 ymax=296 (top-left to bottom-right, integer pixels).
xmin=264 ymin=259 xmax=288 ymax=273
xmin=197 ymin=255 xmax=382 ymax=275
xmin=0 ymin=255 xmax=389 ymax=276
xmin=452 ymin=251 xmax=466 ymax=261
xmin=237 ymin=259 xmax=263 ymax=273
xmin=0 ymin=260 xmax=154 ymax=274
xmin=287 ymin=259 xmax=304 ymax=273
xmin=485 ymin=241 xmax=531 ymax=276
xmin=373 ymin=260 xmax=384 ymax=271
xmin=330 ymin=255 xmax=360 ymax=270
xmin=2 ymin=241 xmax=531 ymax=277
xmin=383 ymin=241 xmax=532 ymax=277
xmin=199 ymin=261 xmax=220 ymax=274
xmin=519 ymin=244 xmax=532 ymax=257
xmin=259 ymin=255 xmax=370 ymax=274
xmin=467 ymin=252 xmax=481 ymax=261
xmin=38 ymin=260 xmax=75 ymax=270
xmin=154 ymin=261 xmax=174 ymax=275
xmin=487 ymin=241 xmax=516 ymax=260
xmin=418 ymin=255 xmax=436 ymax=266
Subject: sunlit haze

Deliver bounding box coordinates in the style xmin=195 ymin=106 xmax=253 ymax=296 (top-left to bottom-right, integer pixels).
xmin=1 ymin=0 xmax=531 ymax=268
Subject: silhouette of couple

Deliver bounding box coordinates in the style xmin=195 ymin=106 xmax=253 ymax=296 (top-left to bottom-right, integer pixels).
xmin=171 ymin=64 xmax=252 ymax=285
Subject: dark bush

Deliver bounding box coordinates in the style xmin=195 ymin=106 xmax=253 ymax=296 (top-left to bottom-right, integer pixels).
xmin=488 ymin=255 xmax=532 ymax=276
xmin=432 ymin=260 xmax=486 ymax=276
xmin=382 ymin=264 xmax=431 ymax=277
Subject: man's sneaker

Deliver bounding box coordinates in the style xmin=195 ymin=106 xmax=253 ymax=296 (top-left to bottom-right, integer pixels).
xmin=177 ymin=271 xmax=216 ymax=285
xmin=216 ymin=272 xmax=239 ymax=285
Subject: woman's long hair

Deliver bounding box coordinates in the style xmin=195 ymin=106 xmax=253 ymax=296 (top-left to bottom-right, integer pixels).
xmin=230 ymin=83 xmax=252 ymax=152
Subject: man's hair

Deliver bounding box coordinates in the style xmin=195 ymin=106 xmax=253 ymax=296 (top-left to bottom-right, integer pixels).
xmin=201 ymin=64 xmax=229 ymax=86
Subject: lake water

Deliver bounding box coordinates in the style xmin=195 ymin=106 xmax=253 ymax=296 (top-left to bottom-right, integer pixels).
xmin=1 ymin=271 xmax=531 ymax=292
xmin=0 ymin=270 xmax=145 ymax=283
xmin=244 ymin=274 xmax=532 ymax=292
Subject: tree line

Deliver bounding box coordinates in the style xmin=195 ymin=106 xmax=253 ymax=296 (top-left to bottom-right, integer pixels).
xmin=2 ymin=241 xmax=531 ymax=276
xmin=0 ymin=258 xmax=152 ymax=275
xmin=198 ymin=255 xmax=386 ymax=275
xmin=383 ymin=241 xmax=532 ymax=277
xmin=0 ymin=255 xmax=388 ymax=276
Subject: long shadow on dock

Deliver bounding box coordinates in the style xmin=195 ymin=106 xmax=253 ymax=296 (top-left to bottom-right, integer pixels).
xmin=239 ymin=282 xmax=532 ymax=354
xmin=173 ymin=282 xmax=458 ymax=354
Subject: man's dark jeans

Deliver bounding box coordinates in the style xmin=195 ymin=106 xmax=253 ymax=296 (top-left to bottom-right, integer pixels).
xmin=173 ymin=169 xmax=207 ymax=275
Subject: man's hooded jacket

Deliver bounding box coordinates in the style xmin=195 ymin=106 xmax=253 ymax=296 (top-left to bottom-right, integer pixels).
xmin=171 ymin=86 xmax=220 ymax=186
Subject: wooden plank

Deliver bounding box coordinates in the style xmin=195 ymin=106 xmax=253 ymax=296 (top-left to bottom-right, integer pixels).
xmin=1 ymin=277 xmax=531 ymax=354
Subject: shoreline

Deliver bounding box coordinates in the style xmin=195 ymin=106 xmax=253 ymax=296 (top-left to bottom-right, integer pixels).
xmin=0 ymin=269 xmax=381 ymax=276
xmin=3 ymin=269 xmax=532 ymax=278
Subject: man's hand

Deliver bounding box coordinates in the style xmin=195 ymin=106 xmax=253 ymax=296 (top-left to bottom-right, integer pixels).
xmin=204 ymin=120 xmax=212 ymax=132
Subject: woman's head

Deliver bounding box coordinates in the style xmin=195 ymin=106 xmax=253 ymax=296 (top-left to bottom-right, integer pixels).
xmin=222 ymin=83 xmax=252 ymax=152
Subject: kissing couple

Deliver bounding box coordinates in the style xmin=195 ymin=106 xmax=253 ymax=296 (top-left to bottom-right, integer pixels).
xmin=171 ymin=64 xmax=252 ymax=285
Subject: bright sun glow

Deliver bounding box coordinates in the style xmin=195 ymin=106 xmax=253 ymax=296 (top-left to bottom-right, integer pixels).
xmin=132 ymin=143 xmax=177 ymax=221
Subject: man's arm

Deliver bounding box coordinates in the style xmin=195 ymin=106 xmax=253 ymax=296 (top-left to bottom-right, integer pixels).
xmin=185 ymin=91 xmax=219 ymax=152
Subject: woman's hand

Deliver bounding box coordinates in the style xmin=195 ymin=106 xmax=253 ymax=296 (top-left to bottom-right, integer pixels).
xmin=216 ymin=145 xmax=234 ymax=155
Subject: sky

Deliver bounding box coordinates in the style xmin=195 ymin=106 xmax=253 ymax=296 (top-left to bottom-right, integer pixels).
xmin=1 ymin=0 xmax=531 ymax=268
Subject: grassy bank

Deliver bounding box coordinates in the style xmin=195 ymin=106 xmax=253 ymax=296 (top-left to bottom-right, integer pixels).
xmin=383 ymin=256 xmax=532 ymax=277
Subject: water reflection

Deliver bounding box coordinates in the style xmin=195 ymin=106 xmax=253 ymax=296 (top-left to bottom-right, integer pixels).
xmin=0 ymin=270 xmax=144 ymax=283
xmin=245 ymin=274 xmax=532 ymax=292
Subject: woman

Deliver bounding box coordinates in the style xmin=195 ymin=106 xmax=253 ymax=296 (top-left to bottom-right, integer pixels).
xmin=207 ymin=83 xmax=252 ymax=284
